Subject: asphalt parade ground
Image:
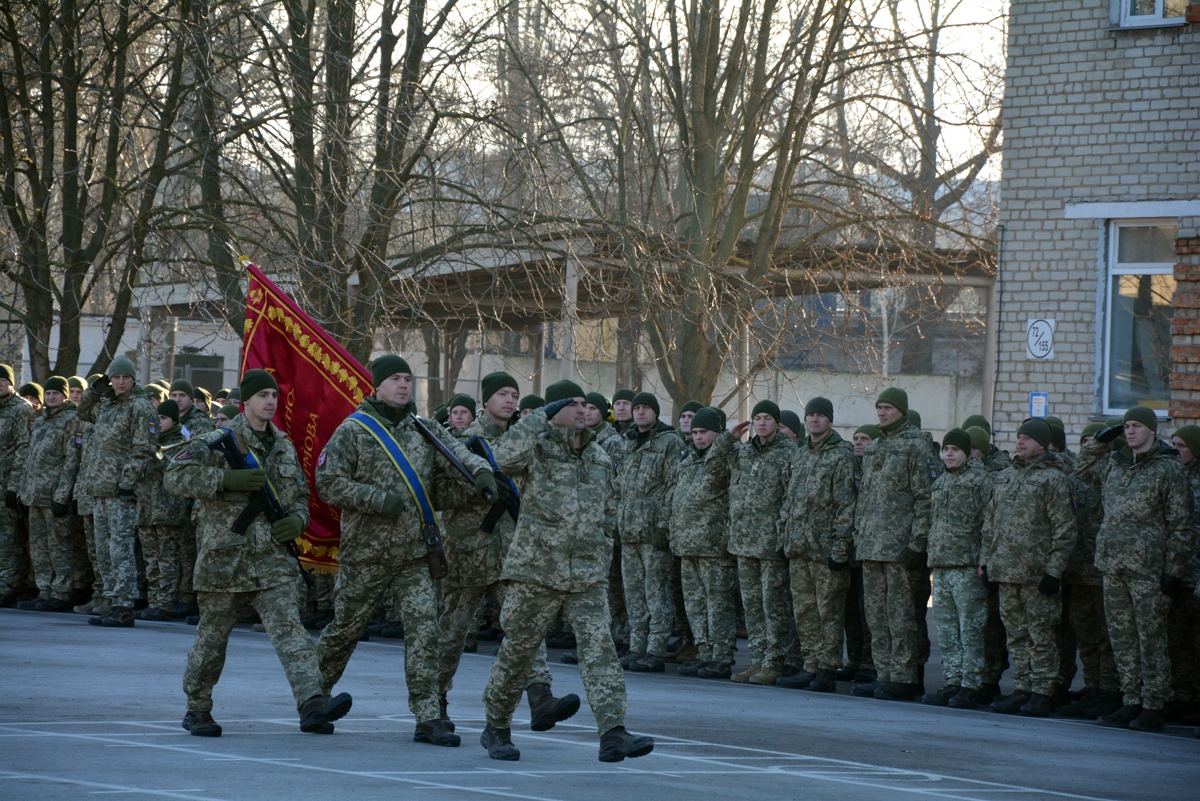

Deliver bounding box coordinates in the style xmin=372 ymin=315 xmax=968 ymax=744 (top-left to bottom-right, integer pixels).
xmin=1 ymin=608 xmax=1196 ymax=801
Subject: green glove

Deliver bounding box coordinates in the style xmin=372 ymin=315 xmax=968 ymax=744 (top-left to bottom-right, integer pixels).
xmin=651 ymin=527 xmax=670 ymax=551
xmin=223 ymin=468 xmax=267 ymax=492
xmin=901 ymin=547 xmax=926 ymax=571
xmin=474 ymin=470 xmax=498 ymax=502
xmin=271 ymin=514 xmax=304 ymax=544
xmin=379 ymin=492 xmax=406 ymax=518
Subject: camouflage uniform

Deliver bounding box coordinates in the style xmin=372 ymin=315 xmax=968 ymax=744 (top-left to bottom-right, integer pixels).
xmin=436 ymin=413 xmax=551 ymax=700
xmin=76 ymin=384 xmax=158 ymax=609
xmin=164 ymin=413 xmax=323 ymax=712
xmin=728 ymin=431 xmax=795 ymax=672
xmin=1063 ymin=473 xmax=1119 ymax=694
xmin=137 ymin=425 xmax=192 ymax=611
xmin=854 ymin=419 xmax=935 ymax=686
xmin=71 ymin=418 xmax=101 ymax=603
xmin=315 ymin=399 xmax=489 ymax=723
xmin=927 ymin=457 xmax=992 ymax=690
xmin=16 ymin=401 xmax=82 ymax=602
xmin=1168 ymin=459 xmax=1200 ymax=709
xmin=616 ymin=420 xmax=683 ymax=657
xmin=668 ymin=434 xmax=736 ymax=666
xmin=983 ymin=445 xmax=1012 ymax=473
xmin=483 ymin=409 xmax=625 ymax=735
xmin=1076 ymin=439 xmax=1192 ymax=711
xmin=980 ymin=446 xmax=1012 ymax=690
xmin=595 ymin=421 xmax=628 ymax=645
xmin=0 ymin=390 xmax=34 ymax=599
xmin=982 ymin=452 xmax=1076 ymax=697
xmin=780 ymin=430 xmax=857 ymax=672
xmin=176 ymin=405 xmax=214 ymax=607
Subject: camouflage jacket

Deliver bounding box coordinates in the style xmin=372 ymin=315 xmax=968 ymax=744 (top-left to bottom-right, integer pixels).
xmin=1064 ymin=478 xmax=1105 ymax=585
xmin=667 ymin=434 xmax=733 ymax=557
xmin=437 ymin=413 xmax=516 ymax=573
xmin=780 ymin=430 xmax=858 ymax=563
xmin=139 ymin=426 xmax=192 ymax=526
xmin=981 ymin=452 xmax=1077 ymax=583
xmin=71 ymin=419 xmax=94 ymax=512
xmin=727 ymin=432 xmax=795 ymax=558
xmin=927 ymin=458 xmax=993 ymax=568
xmin=491 ymin=408 xmax=615 ymax=592
xmin=1183 ymin=461 xmax=1200 ymax=590
xmin=615 ymin=420 xmax=683 ymax=543
xmin=17 ymin=401 xmax=81 ymax=507
xmin=983 ymin=445 xmax=1012 ymax=473
xmin=854 ymin=420 xmax=935 ymax=561
xmin=76 ymin=384 xmax=158 ymax=498
xmin=163 ymin=414 xmax=309 ymax=592
xmin=180 ymin=405 xmax=215 ymax=438
xmin=1075 ymin=439 xmax=1193 ymax=579
xmin=317 ymin=399 xmax=488 ymax=568
xmin=0 ymin=391 xmax=33 ymax=494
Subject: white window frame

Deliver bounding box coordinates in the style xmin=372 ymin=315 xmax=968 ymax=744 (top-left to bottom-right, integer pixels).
xmin=1114 ymin=0 xmax=1188 ymax=28
xmin=1103 ymin=219 xmax=1177 ymax=417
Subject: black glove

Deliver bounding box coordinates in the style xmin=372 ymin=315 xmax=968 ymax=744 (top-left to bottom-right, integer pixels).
xmin=1161 ymin=572 xmax=1182 ymax=595
xmin=1038 ymin=573 xmax=1061 ymax=595
xmin=473 ymin=470 xmax=498 ymax=502
xmin=543 ymin=397 xmax=577 ymax=419
xmin=901 ymin=547 xmax=926 ymax=571
xmin=3 ymin=491 xmax=17 ymax=510
xmin=51 ymin=501 xmax=71 ymax=517
xmin=1094 ymin=424 xmax=1124 ymax=444
xmin=827 ymin=557 xmax=849 ymax=571
xmin=117 ymin=485 xmax=137 ymax=500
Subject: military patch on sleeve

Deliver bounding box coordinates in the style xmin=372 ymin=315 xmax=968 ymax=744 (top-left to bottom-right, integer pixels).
xmin=927 ymin=459 xmax=940 ymax=479
xmin=317 ymin=449 xmax=327 ymax=468
xmin=150 ymin=420 xmax=159 ymax=436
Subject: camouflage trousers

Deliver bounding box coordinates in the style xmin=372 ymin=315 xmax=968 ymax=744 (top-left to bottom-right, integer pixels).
xmin=485 ymin=580 xmax=625 ymax=735
xmin=910 ymin=567 xmax=932 ymax=667
xmin=736 ymin=555 xmax=791 ymax=671
xmin=26 ymin=506 xmax=78 ymax=600
xmin=621 ymin=541 xmax=675 ymax=656
xmin=317 ymin=560 xmax=441 ymax=722
xmin=1102 ymin=571 xmax=1172 ymax=710
xmin=862 ymin=560 xmax=919 ymax=684
xmin=177 ymin=519 xmax=197 ymax=606
xmin=78 ymin=512 xmax=102 ymax=597
xmin=137 ymin=524 xmax=182 ymax=611
xmin=1168 ymin=592 xmax=1200 ymax=703
xmin=790 ymin=556 xmax=851 ymax=672
xmin=931 ymin=567 xmax=988 ymax=690
xmin=0 ymin=503 xmax=25 ymax=596
xmin=844 ymin=561 xmax=872 ymax=671
xmin=983 ymin=589 xmax=1008 ymax=686
xmin=679 ymin=555 xmax=738 ymax=665
xmin=998 ymin=582 xmax=1061 ymax=696
xmin=184 ymin=580 xmax=323 ymax=713
xmin=1067 ymin=581 xmax=1119 ymax=692
xmin=92 ymin=496 xmax=141 ymax=607
xmin=607 ymin=536 xmax=628 ymax=648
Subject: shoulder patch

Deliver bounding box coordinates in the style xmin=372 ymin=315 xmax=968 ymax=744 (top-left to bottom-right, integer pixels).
xmin=317 ymin=449 xmax=327 ymax=468
xmin=172 ymin=449 xmax=192 ymax=462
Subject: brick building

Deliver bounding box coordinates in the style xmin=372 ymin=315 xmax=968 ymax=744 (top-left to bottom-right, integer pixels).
xmin=994 ymin=1 xmax=1200 ymax=443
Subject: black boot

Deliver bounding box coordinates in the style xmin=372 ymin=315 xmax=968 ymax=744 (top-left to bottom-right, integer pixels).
xmin=1019 ymin=692 xmax=1053 ymax=717
xmin=923 ymin=685 xmax=960 ymax=706
xmin=182 ymin=710 xmax=222 ymax=737
xmin=299 ymin=692 xmax=352 ymax=733
xmin=948 ymin=687 xmax=987 ymax=709
xmin=439 ymin=694 xmax=456 ymax=732
xmin=778 ymin=670 xmax=816 ymax=689
xmin=806 ymin=669 xmax=837 ymax=693
xmin=527 ymin=683 xmax=581 ymax=731
xmin=989 ymin=691 xmax=1031 ymax=714
xmin=481 ymin=724 xmax=520 ymax=761
xmin=598 ymin=726 xmax=654 ymax=763
xmin=1127 ymin=708 xmax=1164 ymax=733
xmin=100 ymin=606 xmax=135 ymax=628
xmin=414 ymin=718 xmax=461 ymax=747
xmin=1099 ymin=704 xmax=1141 ymax=729
xmin=874 ymin=681 xmax=917 ymax=701
xmin=852 ymin=680 xmax=880 ymax=697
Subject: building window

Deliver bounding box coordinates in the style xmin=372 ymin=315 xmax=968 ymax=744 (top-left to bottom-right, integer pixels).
xmin=1117 ymin=0 xmax=1187 ymax=28
xmin=1104 ymin=221 xmax=1176 ymax=415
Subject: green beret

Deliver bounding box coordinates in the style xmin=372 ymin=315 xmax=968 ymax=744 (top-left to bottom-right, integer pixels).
xmin=0 ymin=363 xmax=13 ymax=384
xmin=966 ymin=426 xmax=991 ymax=454
xmin=19 ymin=382 xmax=43 ymax=402
xmin=518 ymin=394 xmax=543 ymax=411
xmin=876 ymin=386 xmax=908 ymax=415
xmin=67 ymin=375 xmax=87 ymax=390
xmin=1172 ymin=424 xmax=1200 ymax=457
xmin=545 ymin=380 xmax=584 ymax=404
xmin=448 ymin=393 xmax=476 ymax=415
xmin=1123 ymin=405 xmax=1159 ymax=433
xmin=943 ymin=427 xmax=971 ymax=455
xmin=804 ymin=396 xmax=834 ymax=421
xmin=43 ymin=376 xmax=69 ymax=395
xmin=631 ymin=391 xmax=659 ymax=416
xmin=691 ymin=407 xmax=725 ymax=433
xmin=906 ymin=409 xmax=922 ymax=429
xmin=751 ymin=399 xmax=780 ymax=423
xmin=1017 ymin=418 xmax=1052 ymax=449
xmin=370 ymin=355 xmax=413 ymax=389
xmin=481 ymin=371 xmax=519 ymax=403
xmin=779 ymin=410 xmax=801 ymax=435
xmin=854 ymin=423 xmax=880 ymax=439
xmin=108 ymin=355 xmax=137 ymax=379
xmin=585 ymin=392 xmax=609 ymax=412
xmin=156 ymin=399 xmax=180 ymax=424
xmin=680 ymin=400 xmax=703 ymax=416
xmin=612 ymin=388 xmax=636 ymax=403
xmin=169 ymin=379 xmax=195 ymax=397
xmin=239 ymin=369 xmax=279 ymax=400
xmin=961 ymin=414 xmax=991 ymax=436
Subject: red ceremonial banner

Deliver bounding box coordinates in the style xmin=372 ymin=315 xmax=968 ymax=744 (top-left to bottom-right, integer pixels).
xmin=240 ymin=259 xmax=371 ymax=573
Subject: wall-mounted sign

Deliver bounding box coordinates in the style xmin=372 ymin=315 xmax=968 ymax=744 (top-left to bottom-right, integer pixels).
xmin=1026 ymin=318 xmax=1055 ymax=360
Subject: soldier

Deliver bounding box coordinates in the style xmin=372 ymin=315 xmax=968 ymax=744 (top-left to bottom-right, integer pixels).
xmin=611 ymin=388 xmax=636 ymax=435
xmin=1168 ymin=424 xmax=1200 ymax=724
xmin=518 ymin=394 xmax=543 ymax=418
xmin=963 ymin=415 xmax=1012 ymax=473
xmin=778 ymin=410 xmax=802 ymax=442
xmin=165 ymin=369 xmax=352 ymax=737
xmin=1 ymin=363 xmax=35 ymax=607
xmin=315 ymin=355 xmax=495 ymax=748
xmin=213 ymin=404 xmax=239 ymax=427
xmin=67 ymin=376 xmax=87 ymax=404
xmin=18 ymin=382 xmax=42 ymax=412
xmin=585 ymin=391 xmax=628 ymax=657
xmin=438 ymin=372 xmax=579 ymax=733
xmin=446 ymin=394 xmax=476 ymax=432
xmin=728 ymin=400 xmax=795 ymax=686
xmin=981 ymin=418 xmax=1076 ymax=717
xmin=840 ymin=423 xmax=878 ymax=683
xmin=75 ymin=355 xmax=158 ymax=627
xmin=479 ymin=380 xmax=654 ymax=764
xmin=923 ymin=428 xmax=993 ymax=709
xmin=13 ymin=376 xmax=81 ymax=612
xmin=618 ymin=392 xmax=683 ymax=672
xmin=135 ymin=400 xmax=191 ymax=621
xmin=667 ymin=407 xmax=736 ymax=679
xmin=168 ymin=380 xmax=212 ymax=619
xmin=676 ymin=400 xmax=702 ymax=446
xmin=1076 ymin=407 xmax=1192 ymax=733
xmin=169 ymin=379 xmax=215 ymax=437
xmin=853 ymin=387 xmax=934 ymax=701
xmin=192 ymin=386 xmax=212 ymax=415
xmin=778 ymin=397 xmax=857 ymax=693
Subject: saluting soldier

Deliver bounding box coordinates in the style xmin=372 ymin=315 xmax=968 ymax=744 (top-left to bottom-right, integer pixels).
xmin=315 ymin=355 xmax=495 ymax=748
xmin=165 ymin=369 xmax=352 ymax=738
xmin=0 ymin=363 xmax=34 ymax=608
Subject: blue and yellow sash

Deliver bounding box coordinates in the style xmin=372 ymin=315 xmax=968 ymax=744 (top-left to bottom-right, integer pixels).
xmin=237 ymin=433 xmax=283 ymax=508
xmin=347 ymin=412 xmax=436 ymax=527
